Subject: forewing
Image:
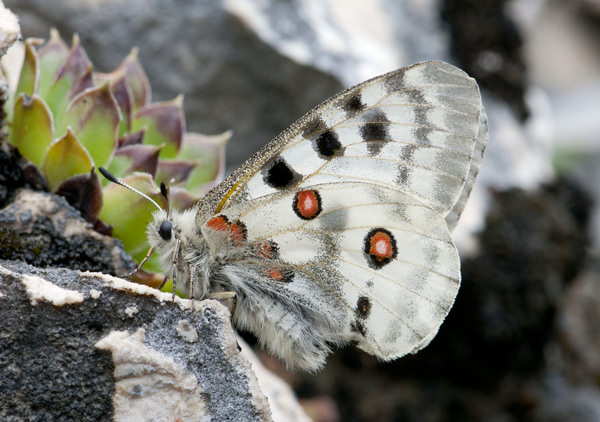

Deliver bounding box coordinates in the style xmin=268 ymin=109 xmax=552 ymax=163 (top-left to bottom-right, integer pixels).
xmin=198 ymin=61 xmax=485 ymax=224
xmin=203 ymin=183 xmax=460 ymax=360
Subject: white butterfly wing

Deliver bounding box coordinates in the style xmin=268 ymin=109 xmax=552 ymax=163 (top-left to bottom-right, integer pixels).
xmin=202 ymin=182 xmax=459 ymax=368
xmin=199 ymin=61 xmax=485 ymax=223
xmin=197 ymin=61 xmax=486 ymax=370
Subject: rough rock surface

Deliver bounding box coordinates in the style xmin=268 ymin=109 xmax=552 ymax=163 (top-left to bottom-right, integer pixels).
xmin=0 ymin=260 xmax=273 ymax=422
xmin=0 ymin=189 xmax=134 ymax=277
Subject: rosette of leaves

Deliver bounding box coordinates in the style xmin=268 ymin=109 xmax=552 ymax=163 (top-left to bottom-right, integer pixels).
xmin=5 ymin=30 xmax=230 ymax=284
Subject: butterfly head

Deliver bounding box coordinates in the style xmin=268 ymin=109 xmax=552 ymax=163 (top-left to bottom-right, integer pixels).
xmin=99 ymin=166 xmax=186 ymax=267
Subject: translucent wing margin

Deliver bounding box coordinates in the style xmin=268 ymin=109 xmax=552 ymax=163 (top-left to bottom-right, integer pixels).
xmin=445 ymin=108 xmax=488 ymax=231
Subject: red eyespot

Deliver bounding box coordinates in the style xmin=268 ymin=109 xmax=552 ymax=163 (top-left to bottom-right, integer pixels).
xmin=293 ymin=189 xmax=322 ymax=220
xmin=363 ymin=228 xmax=397 ymax=269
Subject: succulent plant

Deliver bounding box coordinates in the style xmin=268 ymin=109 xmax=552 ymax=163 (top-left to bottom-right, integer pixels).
xmin=5 ymin=30 xmax=230 ymax=284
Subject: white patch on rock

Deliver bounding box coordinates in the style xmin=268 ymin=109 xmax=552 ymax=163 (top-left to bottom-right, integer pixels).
xmin=86 ymin=271 xmax=220 ymax=313
xmin=124 ymin=305 xmax=138 ymax=317
xmin=177 ymin=319 xmax=199 ymax=343
xmin=22 ymin=273 xmax=84 ymax=306
xmin=95 ymin=328 xmax=208 ymax=422
xmin=89 ymin=289 xmax=102 ymax=299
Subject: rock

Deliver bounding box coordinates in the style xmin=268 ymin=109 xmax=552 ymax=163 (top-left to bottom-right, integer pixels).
xmin=559 ymin=265 xmax=600 ymax=382
xmin=0 ymin=189 xmax=134 ymax=276
xmin=0 ymin=260 xmax=273 ymax=421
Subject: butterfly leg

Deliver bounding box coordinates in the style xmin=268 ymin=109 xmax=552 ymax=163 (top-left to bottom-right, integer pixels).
xmin=187 ymin=263 xmax=197 ymax=312
xmin=158 ymin=273 xmax=169 ymax=290
xmin=127 ymin=245 xmax=155 ymax=278
xmin=168 ymin=238 xmax=182 ymax=299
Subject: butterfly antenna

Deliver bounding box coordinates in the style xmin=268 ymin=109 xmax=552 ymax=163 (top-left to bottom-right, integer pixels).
xmin=159 ymin=181 xmax=171 ymax=218
xmin=98 ymin=167 xmax=164 ymax=212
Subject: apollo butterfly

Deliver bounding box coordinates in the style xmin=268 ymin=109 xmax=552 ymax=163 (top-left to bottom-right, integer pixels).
xmin=101 ymin=61 xmax=487 ymax=372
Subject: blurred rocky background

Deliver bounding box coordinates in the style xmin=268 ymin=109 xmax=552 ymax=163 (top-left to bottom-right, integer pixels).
xmin=4 ymin=0 xmax=600 ymax=421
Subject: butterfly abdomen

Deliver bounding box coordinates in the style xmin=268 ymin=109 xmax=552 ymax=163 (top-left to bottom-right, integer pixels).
xmin=219 ymin=264 xmax=350 ymax=372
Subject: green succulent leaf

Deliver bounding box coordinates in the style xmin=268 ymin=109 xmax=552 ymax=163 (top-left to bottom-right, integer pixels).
xmin=169 ymin=187 xmax=202 ymax=211
xmin=15 ymin=38 xmax=41 ymax=99
xmin=112 ymin=74 xmax=133 ymax=136
xmin=132 ymin=95 xmax=184 ymax=159
xmin=41 ymin=128 xmax=93 ymax=191
xmin=68 ymin=66 xmax=95 ymax=100
xmin=108 ymin=144 xmax=161 ymax=178
xmin=120 ymin=48 xmax=150 ymax=110
xmin=7 ymin=38 xmax=42 ymax=124
xmin=118 ymin=128 xmax=145 ymax=147
xmin=100 ymin=172 xmax=166 ymax=270
xmin=178 ymin=130 xmax=230 ymax=192
xmin=10 ymin=94 xmax=54 ymax=167
xmin=97 ymin=69 xmax=134 ymax=137
xmin=56 ymin=82 xmax=120 ymax=167
xmin=45 ymin=34 xmax=92 ymax=125
xmin=156 ymin=160 xmax=196 ymax=186
xmin=38 ymin=28 xmax=69 ymax=99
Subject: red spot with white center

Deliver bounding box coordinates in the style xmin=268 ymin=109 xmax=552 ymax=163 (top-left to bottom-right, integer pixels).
xmin=293 ymin=189 xmax=322 ymax=220
xmin=364 ymin=228 xmax=397 ymax=269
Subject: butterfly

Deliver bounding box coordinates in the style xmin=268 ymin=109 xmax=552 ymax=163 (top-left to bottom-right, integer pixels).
xmin=101 ymin=61 xmax=487 ymax=372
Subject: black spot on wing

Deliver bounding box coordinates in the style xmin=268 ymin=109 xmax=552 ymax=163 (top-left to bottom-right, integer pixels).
xmin=384 ymin=70 xmax=433 ymax=145
xmin=355 ymin=296 xmax=372 ymax=319
xmin=406 ymin=89 xmax=433 ymax=144
xmin=396 ymin=144 xmax=417 ymax=185
xmin=263 ymin=158 xmax=301 ymax=189
xmin=314 ymin=130 xmax=343 ymax=158
xmin=383 ymin=69 xmax=408 ymax=93
xmin=343 ymin=93 xmax=366 ymax=117
xmin=360 ymin=109 xmax=391 ymax=155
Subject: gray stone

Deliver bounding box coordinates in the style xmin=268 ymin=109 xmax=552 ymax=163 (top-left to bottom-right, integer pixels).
xmin=0 ymin=260 xmax=273 ymax=421
xmin=0 ymin=189 xmax=134 ymax=276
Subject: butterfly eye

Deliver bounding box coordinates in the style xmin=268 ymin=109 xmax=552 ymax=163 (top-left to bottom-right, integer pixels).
xmin=158 ymin=221 xmax=172 ymax=241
